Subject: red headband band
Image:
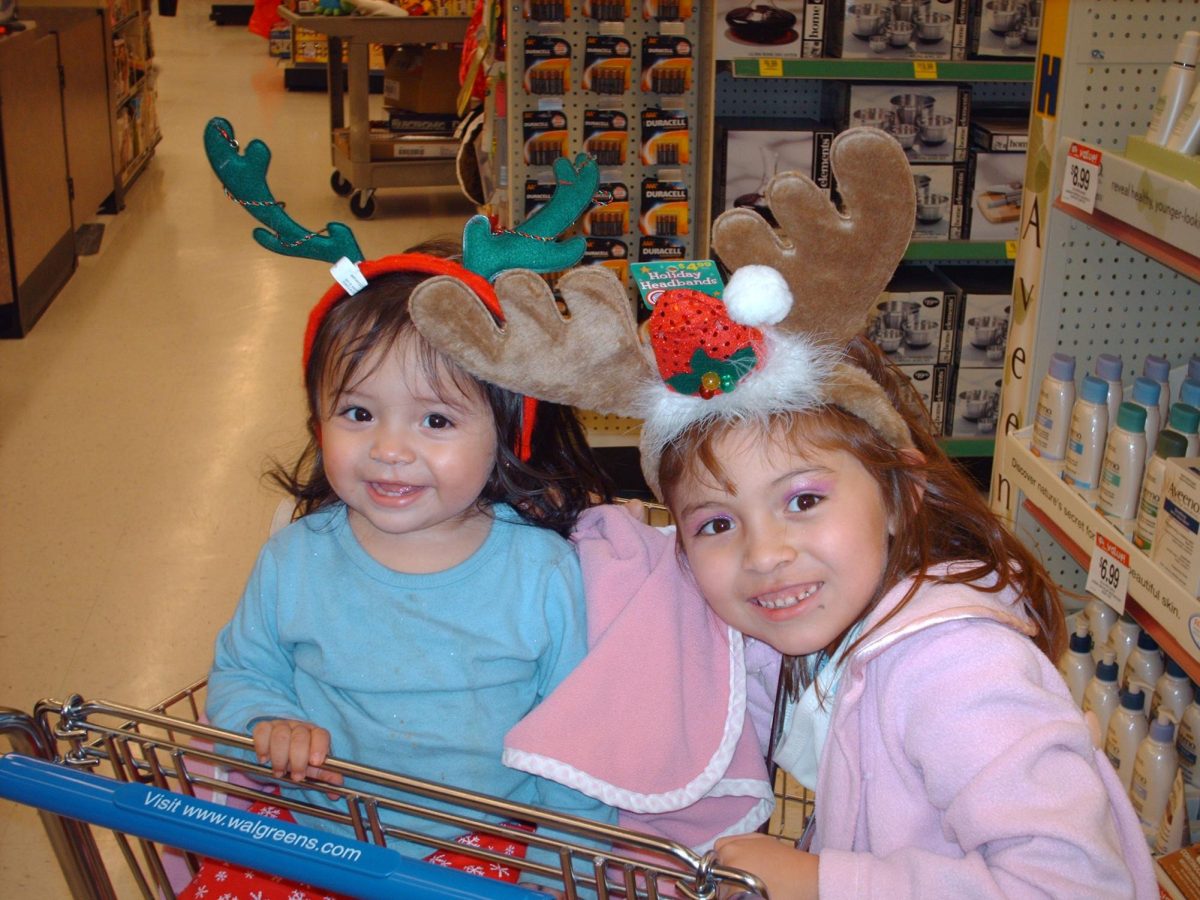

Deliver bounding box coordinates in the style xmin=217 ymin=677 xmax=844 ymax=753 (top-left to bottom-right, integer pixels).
xmin=303 ymin=253 xmax=538 ymax=461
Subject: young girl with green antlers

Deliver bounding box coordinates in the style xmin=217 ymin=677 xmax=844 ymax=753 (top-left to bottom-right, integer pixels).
xmin=411 ymin=127 xmax=1156 ymax=899
xmin=200 ymin=119 xmax=617 ymax=885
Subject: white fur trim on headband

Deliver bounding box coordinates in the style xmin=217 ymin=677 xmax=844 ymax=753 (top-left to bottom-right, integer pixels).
xmin=723 ymin=264 xmax=792 ymax=327
xmin=637 ymin=330 xmax=840 ymax=463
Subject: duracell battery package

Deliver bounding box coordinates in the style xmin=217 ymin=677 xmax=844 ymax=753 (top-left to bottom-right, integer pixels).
xmin=584 ymin=110 xmax=629 ymax=167
xmin=583 ymin=36 xmax=632 ymax=96
xmin=641 ymin=35 xmax=693 ymax=95
xmin=584 ymin=237 xmax=630 ymax=285
xmin=640 ymin=177 xmax=689 ymax=237
xmin=523 ymin=110 xmax=570 ymax=166
xmin=524 ymin=36 xmax=572 ymax=96
xmin=525 ymin=179 xmax=558 ymax=218
xmin=640 ymin=108 xmax=690 ymax=166
xmin=524 ymin=0 xmax=570 ymax=22
xmin=639 ymin=235 xmax=688 ymax=262
xmin=583 ymin=181 xmax=630 ymax=237
xmin=583 ymin=0 xmax=628 ymax=21
xmin=643 ymin=0 xmax=692 ymax=21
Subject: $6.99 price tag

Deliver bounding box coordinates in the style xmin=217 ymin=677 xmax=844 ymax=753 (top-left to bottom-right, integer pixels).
xmin=1062 ymin=142 xmax=1101 ymax=215
xmin=1086 ymin=533 xmax=1129 ymax=612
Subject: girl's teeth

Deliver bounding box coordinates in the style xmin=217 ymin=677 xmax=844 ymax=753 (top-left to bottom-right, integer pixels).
xmin=756 ymin=584 xmax=819 ymax=609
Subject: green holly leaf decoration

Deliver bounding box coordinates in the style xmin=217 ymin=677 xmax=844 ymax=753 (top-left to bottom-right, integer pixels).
xmin=666 ymin=346 xmax=758 ymax=397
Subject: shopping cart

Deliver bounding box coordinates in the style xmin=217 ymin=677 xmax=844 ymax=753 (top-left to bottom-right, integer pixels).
xmin=0 ymin=678 xmax=772 ymax=899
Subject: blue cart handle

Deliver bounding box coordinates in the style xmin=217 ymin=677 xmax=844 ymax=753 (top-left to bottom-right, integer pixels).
xmin=0 ymin=753 xmax=541 ymax=900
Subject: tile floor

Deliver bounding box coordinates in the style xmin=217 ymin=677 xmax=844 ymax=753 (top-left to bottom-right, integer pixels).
xmin=0 ymin=4 xmax=476 ymax=892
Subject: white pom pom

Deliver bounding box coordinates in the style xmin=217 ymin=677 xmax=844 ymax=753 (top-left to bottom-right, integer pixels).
xmin=723 ymin=265 xmax=793 ymax=327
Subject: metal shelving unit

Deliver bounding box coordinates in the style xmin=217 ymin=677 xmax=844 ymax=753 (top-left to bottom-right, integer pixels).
xmin=994 ymin=0 xmax=1200 ymax=655
xmin=729 ymin=57 xmax=1035 ymax=81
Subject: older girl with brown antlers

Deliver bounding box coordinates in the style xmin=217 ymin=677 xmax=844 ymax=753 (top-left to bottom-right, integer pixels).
xmin=410 ymin=128 xmax=1156 ymax=898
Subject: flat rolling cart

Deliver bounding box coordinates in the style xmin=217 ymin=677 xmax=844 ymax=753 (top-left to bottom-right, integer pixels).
xmin=280 ymin=10 xmax=469 ymax=220
xmin=0 ymin=679 xmax=771 ymax=899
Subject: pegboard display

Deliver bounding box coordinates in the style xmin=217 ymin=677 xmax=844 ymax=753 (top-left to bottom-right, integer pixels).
xmin=996 ymin=1 xmax=1200 ymax=598
xmin=505 ymin=2 xmax=712 ymax=290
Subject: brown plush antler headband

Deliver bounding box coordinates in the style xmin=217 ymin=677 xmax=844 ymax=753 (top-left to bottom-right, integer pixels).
xmin=410 ymin=127 xmax=917 ymax=497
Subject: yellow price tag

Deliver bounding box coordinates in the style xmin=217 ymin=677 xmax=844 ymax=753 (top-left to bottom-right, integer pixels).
xmin=758 ymin=58 xmax=784 ymax=77
xmin=913 ymin=60 xmax=938 ymax=79
xmin=1005 ymin=240 xmax=1018 ymax=259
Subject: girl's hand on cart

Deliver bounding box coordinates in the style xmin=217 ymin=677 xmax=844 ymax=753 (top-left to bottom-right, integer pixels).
xmin=253 ymin=718 xmax=345 ymax=797
xmin=714 ymin=832 xmax=818 ymax=900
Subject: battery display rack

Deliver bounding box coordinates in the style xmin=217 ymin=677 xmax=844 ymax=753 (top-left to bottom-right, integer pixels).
xmin=508 ymin=1 xmax=708 ymax=311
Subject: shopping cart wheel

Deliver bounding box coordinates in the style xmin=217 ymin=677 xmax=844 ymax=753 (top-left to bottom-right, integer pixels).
xmin=349 ymin=190 xmax=376 ymax=219
xmin=330 ymin=170 xmax=353 ymax=197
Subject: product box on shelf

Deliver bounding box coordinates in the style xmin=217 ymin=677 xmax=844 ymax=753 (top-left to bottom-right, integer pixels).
xmin=947 ymin=366 xmax=1003 ymax=438
xmin=383 ymin=46 xmax=460 ymax=114
xmin=826 ymin=0 xmax=967 ymax=60
xmin=333 ymin=128 xmax=458 ymax=161
xmin=828 ymin=82 xmax=970 ymax=164
xmin=967 ymin=149 xmax=1025 ymax=239
xmin=1153 ymin=458 xmax=1200 ymax=597
xmin=907 ymin=163 xmax=968 ymax=240
xmin=971 ymin=111 xmax=1030 ymax=152
xmin=713 ymin=0 xmax=823 ymax=61
xmin=865 ymin=265 xmax=959 ymax=367
xmin=937 ymin=263 xmax=1013 ymax=368
xmin=896 ymin=363 xmax=950 ymax=435
xmin=711 ymin=118 xmax=834 ymax=220
xmin=387 ymin=111 xmax=459 ymax=135
xmin=967 ymin=0 xmax=1039 ymax=59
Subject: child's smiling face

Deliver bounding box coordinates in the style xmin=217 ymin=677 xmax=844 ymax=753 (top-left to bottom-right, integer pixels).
xmin=670 ymin=424 xmax=893 ymax=657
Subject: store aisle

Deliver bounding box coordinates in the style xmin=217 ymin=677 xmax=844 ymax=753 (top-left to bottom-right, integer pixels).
xmin=0 ymin=4 xmax=475 ymax=892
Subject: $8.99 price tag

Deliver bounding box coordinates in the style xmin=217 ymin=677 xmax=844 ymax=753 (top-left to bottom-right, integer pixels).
xmin=1062 ymin=142 xmax=1101 ymax=214
xmin=1086 ymin=533 xmax=1129 ymax=612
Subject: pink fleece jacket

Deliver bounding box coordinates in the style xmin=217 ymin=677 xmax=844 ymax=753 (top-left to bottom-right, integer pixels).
xmin=503 ymin=505 xmax=779 ymax=851
xmin=809 ymin=565 xmax=1157 ymax=899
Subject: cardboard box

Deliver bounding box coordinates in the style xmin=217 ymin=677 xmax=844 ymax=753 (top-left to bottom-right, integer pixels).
xmin=907 ymin=163 xmax=968 ymax=240
xmin=947 ymin=366 xmax=1003 ymax=438
xmin=826 ymin=0 xmax=967 ymax=60
xmin=333 ymin=128 xmax=458 ymax=161
xmin=712 ymin=119 xmax=833 ymax=219
xmin=1153 ymin=458 xmax=1200 ymax=597
xmin=937 ymin=264 xmax=1013 ymax=369
xmin=971 ymin=113 xmax=1029 ymax=152
xmin=866 ymin=265 xmax=959 ymax=366
xmin=713 ymin=0 xmax=815 ymax=61
xmin=968 ymin=0 xmax=1039 ymax=59
xmin=383 ymin=46 xmax=461 ymax=114
xmin=831 ymin=83 xmax=970 ymax=164
xmin=967 ymin=150 xmax=1025 ymax=240
xmin=896 ymin=363 xmax=950 ymax=435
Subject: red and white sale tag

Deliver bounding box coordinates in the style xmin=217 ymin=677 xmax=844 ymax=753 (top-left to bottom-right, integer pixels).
xmin=1086 ymin=533 xmax=1129 ymax=612
xmin=1062 ymin=142 xmax=1101 ymax=214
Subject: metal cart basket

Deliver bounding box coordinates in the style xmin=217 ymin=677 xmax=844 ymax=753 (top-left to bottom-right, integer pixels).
xmin=0 ymin=678 xmax=771 ymax=899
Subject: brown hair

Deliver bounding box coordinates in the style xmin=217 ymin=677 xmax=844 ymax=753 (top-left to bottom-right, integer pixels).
xmin=269 ymin=244 xmax=612 ymax=537
xmin=660 ymin=335 xmax=1066 ymax=687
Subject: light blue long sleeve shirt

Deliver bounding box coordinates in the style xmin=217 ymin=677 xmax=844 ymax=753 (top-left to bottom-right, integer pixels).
xmin=207 ymin=502 xmax=616 ymax=861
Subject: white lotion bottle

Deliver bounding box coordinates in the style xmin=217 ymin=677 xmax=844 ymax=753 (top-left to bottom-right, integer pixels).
xmin=1058 ymin=622 xmax=1095 ymax=707
xmin=1167 ymin=79 xmax=1200 ymax=154
xmin=1147 ymin=31 xmax=1200 ymax=144
xmin=1131 ymin=377 xmax=1163 ymax=455
xmin=1098 ymin=402 xmax=1149 ymax=532
xmin=1152 ymin=657 xmax=1193 ymax=724
xmin=1168 ymin=402 xmax=1200 ymax=456
xmin=1032 ymin=352 xmax=1076 ymax=466
xmin=1124 ymin=629 xmax=1166 ymax=696
xmin=1131 ymin=713 xmax=1180 ymax=840
xmin=1144 ymin=355 xmax=1173 ymax=426
xmin=1177 ymin=685 xmax=1200 ymax=787
xmin=1109 ymin=614 xmax=1142 ymax=683
xmin=1087 ymin=598 xmax=1119 ymax=663
xmin=1107 ymin=687 xmax=1150 ymax=791
xmin=1134 ymin=429 xmax=1190 ymax=552
xmin=1084 ymin=652 xmax=1123 ymax=741
xmin=1063 ymin=374 xmax=1110 ymax=500
xmin=1095 ymin=353 xmax=1124 ymax=427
